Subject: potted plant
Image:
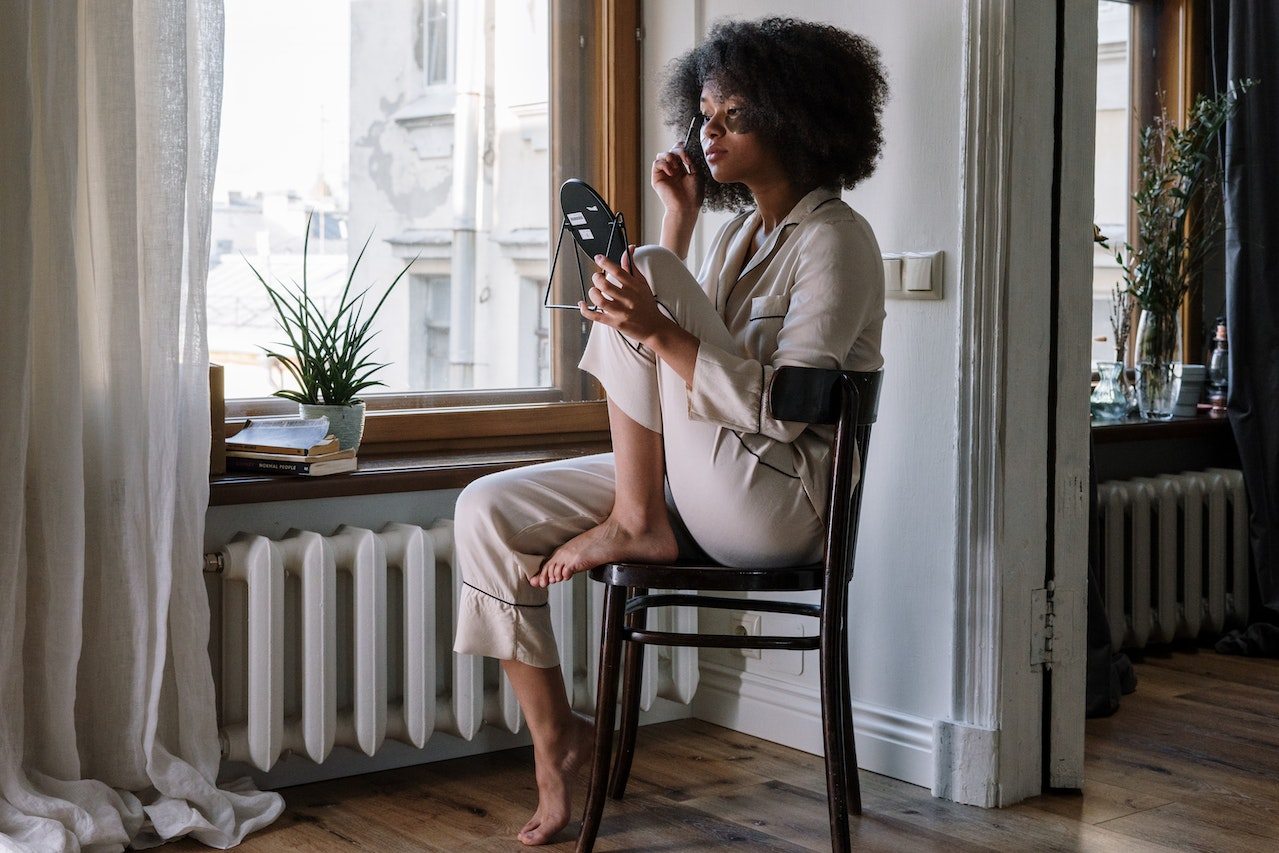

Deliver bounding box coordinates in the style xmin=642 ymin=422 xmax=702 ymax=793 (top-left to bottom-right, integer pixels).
xmin=1105 ymin=79 xmax=1256 ymax=419
xmin=246 ymin=212 xmax=415 ymax=450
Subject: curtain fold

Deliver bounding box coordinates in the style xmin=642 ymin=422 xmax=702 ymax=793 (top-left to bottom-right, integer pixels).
xmin=1210 ymin=0 xmax=1279 ymax=656
xmin=0 ymin=1 xmax=283 ymax=849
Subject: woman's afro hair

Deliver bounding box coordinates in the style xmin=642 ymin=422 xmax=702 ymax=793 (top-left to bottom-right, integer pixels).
xmin=661 ymin=17 xmax=889 ymax=212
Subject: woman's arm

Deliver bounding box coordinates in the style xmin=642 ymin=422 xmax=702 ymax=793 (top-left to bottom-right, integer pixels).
xmin=644 ymin=318 xmax=699 ymax=387
xmin=581 ymin=218 xmax=885 ymax=444
xmin=659 ymin=210 xmax=698 ymax=261
xmin=652 ymin=142 xmax=701 ymax=260
xmin=683 ymin=219 xmax=885 ymax=443
xmin=578 ymin=249 xmax=698 ymax=389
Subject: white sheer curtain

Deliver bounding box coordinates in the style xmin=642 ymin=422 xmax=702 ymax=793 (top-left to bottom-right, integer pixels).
xmin=0 ymin=1 xmax=283 ymax=849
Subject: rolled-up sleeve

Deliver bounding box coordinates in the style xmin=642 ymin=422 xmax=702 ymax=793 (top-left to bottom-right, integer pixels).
xmin=685 ymin=219 xmax=883 ymax=443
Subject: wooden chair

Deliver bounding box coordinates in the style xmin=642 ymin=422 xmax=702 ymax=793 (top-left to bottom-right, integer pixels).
xmin=576 ymin=367 xmax=883 ymax=853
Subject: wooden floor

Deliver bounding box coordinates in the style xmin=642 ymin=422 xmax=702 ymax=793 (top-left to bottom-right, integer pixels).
xmin=180 ymin=650 xmax=1279 ymax=851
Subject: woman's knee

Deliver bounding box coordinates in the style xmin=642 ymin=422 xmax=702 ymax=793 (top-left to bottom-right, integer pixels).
xmin=455 ymin=468 xmax=566 ymax=547
xmin=632 ymin=244 xmax=685 ymax=295
xmin=454 ymin=473 xmax=511 ymax=544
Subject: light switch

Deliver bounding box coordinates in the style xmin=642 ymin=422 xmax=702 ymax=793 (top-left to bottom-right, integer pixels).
xmin=887 ymin=250 xmax=944 ymax=300
xmin=903 ymin=253 xmax=932 ymax=291
xmin=882 ymin=254 xmax=902 ymax=292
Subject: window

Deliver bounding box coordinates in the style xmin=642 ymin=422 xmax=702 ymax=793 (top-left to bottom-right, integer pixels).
xmin=209 ymin=0 xmax=639 ymax=446
xmin=1091 ymin=0 xmax=1217 ymax=367
xmin=1091 ymin=0 xmax=1133 ymax=368
xmin=410 ymin=275 xmax=452 ymax=389
xmin=424 ymin=0 xmax=451 ymax=87
xmin=523 ymin=277 xmax=552 ymax=387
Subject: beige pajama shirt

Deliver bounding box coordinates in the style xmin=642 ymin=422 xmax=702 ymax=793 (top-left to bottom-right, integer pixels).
xmin=453 ymin=187 xmax=886 ymax=668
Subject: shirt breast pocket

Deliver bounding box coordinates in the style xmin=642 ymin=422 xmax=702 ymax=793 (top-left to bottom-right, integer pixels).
xmin=748 ymin=294 xmax=789 ymax=361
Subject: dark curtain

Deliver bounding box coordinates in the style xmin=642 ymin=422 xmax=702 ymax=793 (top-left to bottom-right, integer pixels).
xmin=1210 ymin=1 xmax=1279 ymax=656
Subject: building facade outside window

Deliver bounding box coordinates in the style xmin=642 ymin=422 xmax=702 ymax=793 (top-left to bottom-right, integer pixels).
xmin=209 ymin=0 xmax=556 ymax=402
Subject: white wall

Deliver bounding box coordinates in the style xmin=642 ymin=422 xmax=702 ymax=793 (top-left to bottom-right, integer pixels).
xmin=643 ymin=0 xmax=965 ymax=789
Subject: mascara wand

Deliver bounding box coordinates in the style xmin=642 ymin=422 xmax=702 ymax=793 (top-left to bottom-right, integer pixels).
xmin=682 ymin=115 xmax=700 ymax=174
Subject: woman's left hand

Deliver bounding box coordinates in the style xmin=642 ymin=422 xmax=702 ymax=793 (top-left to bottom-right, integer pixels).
xmin=579 ymin=246 xmax=671 ymax=346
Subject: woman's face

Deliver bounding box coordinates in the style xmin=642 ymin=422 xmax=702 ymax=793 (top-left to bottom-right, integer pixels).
xmin=698 ymin=84 xmax=781 ymax=187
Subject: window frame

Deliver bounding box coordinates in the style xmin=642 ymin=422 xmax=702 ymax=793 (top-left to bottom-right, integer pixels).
xmin=221 ymin=0 xmax=640 ymax=449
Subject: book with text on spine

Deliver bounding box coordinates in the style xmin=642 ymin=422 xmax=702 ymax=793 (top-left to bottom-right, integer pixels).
xmin=225 ymin=454 xmax=357 ymax=477
xmin=226 ymin=446 xmax=356 ymax=463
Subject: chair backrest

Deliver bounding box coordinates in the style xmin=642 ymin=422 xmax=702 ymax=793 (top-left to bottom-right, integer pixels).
xmin=770 ymin=367 xmax=882 ymax=426
xmin=770 ymin=367 xmax=883 ymax=587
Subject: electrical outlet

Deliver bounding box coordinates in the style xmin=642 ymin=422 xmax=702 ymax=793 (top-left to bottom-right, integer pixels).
xmin=729 ymin=610 xmax=762 ymax=659
xmin=761 ymin=617 xmax=809 ymax=676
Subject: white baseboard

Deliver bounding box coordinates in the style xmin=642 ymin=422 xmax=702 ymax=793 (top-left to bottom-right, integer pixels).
xmin=692 ymin=661 xmax=935 ymax=790
xmin=932 ymin=719 xmax=1000 ymax=807
xmin=223 ymin=696 xmax=692 ymax=791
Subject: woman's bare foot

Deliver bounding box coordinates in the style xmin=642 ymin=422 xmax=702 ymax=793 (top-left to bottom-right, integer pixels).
xmin=517 ymin=714 xmax=595 ymax=846
xmin=530 ymin=515 xmax=679 ymax=588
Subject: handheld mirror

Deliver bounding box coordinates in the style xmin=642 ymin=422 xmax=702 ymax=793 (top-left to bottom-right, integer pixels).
xmin=545 ymin=178 xmax=632 ymax=310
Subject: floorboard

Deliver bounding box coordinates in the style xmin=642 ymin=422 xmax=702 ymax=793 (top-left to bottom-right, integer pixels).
xmin=169 ymin=650 xmax=1279 ymax=851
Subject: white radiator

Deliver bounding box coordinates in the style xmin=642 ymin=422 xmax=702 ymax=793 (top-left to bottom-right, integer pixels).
xmin=1097 ymin=469 xmax=1250 ymax=650
xmin=211 ymin=521 xmax=699 ymax=772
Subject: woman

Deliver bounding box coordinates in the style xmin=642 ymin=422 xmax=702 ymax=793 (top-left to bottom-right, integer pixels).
xmin=452 ymin=16 xmax=888 ymax=846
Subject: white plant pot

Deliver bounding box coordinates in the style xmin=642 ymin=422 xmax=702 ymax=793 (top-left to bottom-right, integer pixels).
xmin=299 ymin=402 xmax=366 ymax=451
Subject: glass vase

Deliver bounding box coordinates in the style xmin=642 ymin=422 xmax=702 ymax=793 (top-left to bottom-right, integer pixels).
xmin=1134 ymin=309 xmax=1182 ymax=421
xmin=1090 ymin=361 xmax=1129 ymax=421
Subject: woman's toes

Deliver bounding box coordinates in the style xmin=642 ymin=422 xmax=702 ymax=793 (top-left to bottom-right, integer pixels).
xmin=518 ymin=817 xmax=552 ymax=846
xmin=517 ymin=805 xmax=567 ymax=845
xmin=530 ymin=557 xmax=556 ymax=588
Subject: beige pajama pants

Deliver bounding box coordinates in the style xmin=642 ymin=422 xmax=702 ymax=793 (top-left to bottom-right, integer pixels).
xmin=452 ymin=246 xmax=824 ymax=668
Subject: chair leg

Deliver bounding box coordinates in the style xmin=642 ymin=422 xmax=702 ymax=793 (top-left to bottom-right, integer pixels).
xmin=819 ymin=596 xmax=851 ymax=853
xmin=608 ymin=587 xmax=647 ymax=800
xmin=837 ymin=588 xmax=862 ymax=816
xmin=576 ymin=584 xmax=627 ymax=853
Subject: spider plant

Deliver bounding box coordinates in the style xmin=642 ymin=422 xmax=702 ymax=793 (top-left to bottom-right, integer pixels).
xmin=245 ymin=212 xmax=415 ymax=406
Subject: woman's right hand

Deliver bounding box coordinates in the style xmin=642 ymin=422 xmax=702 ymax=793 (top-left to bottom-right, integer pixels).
xmin=651 ymin=142 xmax=702 ymax=217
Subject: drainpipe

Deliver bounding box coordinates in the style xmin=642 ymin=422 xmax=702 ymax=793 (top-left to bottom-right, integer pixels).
xmin=448 ymin=0 xmax=484 ymax=387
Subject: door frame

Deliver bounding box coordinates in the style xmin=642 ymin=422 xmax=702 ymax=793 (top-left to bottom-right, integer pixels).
xmin=934 ymin=0 xmax=1095 ymax=807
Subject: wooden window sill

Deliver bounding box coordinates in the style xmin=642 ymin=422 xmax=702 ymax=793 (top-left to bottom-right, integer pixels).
xmin=1090 ymin=409 xmax=1231 ymax=444
xmin=209 ymin=440 xmax=612 ymax=506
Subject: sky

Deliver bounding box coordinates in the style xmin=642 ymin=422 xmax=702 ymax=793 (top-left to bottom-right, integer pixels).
xmin=214 ymin=0 xmax=351 ymax=203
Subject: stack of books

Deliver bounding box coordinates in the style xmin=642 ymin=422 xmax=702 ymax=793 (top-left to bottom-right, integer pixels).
xmin=225 ymin=418 xmax=357 ymax=476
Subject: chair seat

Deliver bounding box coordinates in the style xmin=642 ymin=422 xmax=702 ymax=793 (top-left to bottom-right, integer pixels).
xmin=589 ymin=560 xmax=824 ymax=592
